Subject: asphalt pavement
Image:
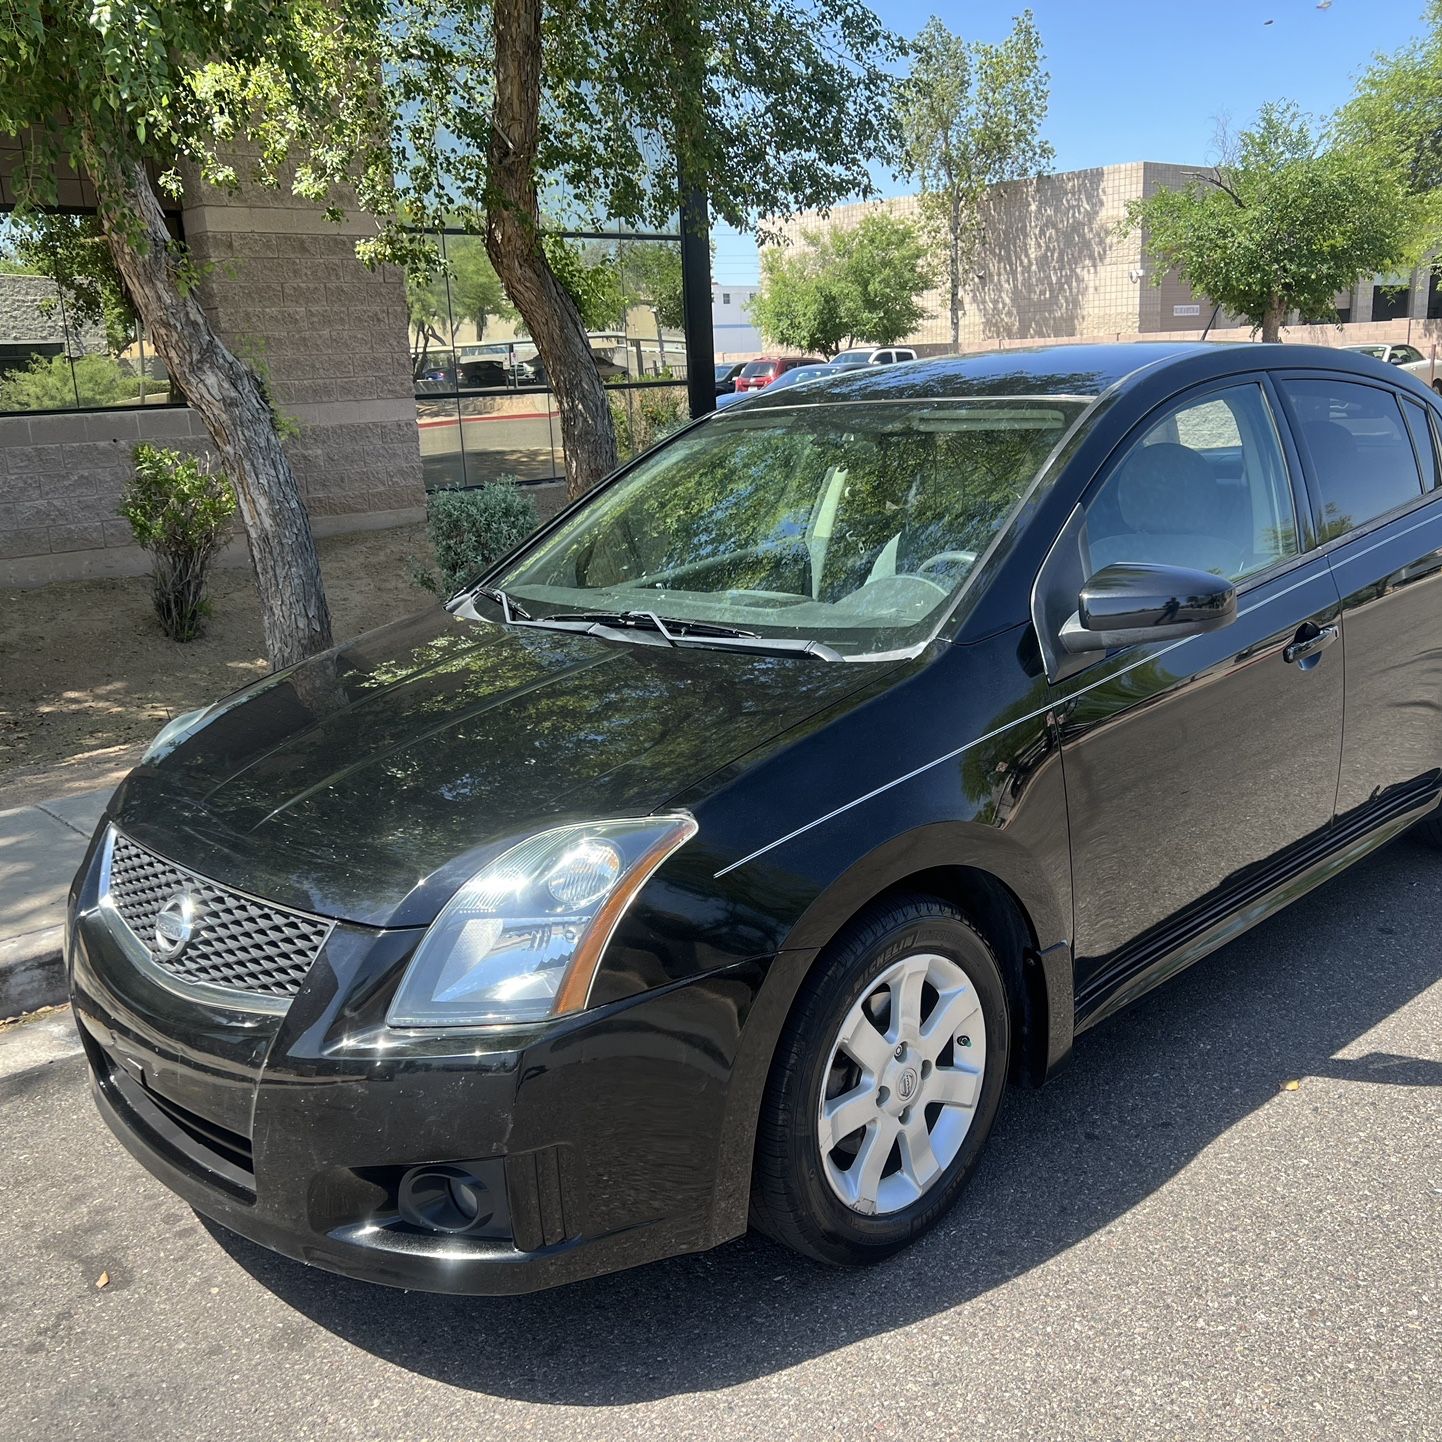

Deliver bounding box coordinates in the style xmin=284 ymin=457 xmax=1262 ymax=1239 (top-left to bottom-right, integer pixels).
xmin=4 ymin=834 xmax=1440 ymax=1441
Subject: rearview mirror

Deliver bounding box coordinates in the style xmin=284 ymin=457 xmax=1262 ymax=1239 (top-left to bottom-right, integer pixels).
xmin=1060 ymin=562 xmax=1236 ymax=654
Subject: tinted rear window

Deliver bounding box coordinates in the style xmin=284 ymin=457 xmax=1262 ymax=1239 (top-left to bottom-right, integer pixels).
xmin=1403 ymin=397 xmax=1441 ymax=490
xmin=1282 ymin=379 xmax=1423 ymax=538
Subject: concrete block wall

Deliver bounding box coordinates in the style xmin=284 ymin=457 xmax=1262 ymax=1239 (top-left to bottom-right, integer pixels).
xmin=766 ymin=161 xmax=1366 ymax=349
xmin=0 ymin=142 xmax=426 ymax=587
xmin=0 ymin=274 xmax=106 ymax=355
xmin=765 ymin=163 xmax=1190 ymax=348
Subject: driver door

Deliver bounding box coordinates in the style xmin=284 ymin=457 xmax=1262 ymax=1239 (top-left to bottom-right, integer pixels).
xmin=1037 ymin=378 xmax=1345 ymax=1023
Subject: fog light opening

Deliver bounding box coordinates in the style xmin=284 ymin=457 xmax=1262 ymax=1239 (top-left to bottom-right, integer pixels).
xmin=398 ymin=1165 xmax=496 ymax=1235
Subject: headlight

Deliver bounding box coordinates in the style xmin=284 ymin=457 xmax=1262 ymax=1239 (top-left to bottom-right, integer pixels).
xmin=387 ymin=815 xmax=698 ymax=1028
xmin=141 ymin=706 xmax=212 ymax=764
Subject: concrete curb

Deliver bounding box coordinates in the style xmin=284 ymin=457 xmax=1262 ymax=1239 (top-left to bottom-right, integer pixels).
xmin=0 ymin=786 xmax=108 ymax=1020
xmin=0 ymin=925 xmax=66 ymax=1019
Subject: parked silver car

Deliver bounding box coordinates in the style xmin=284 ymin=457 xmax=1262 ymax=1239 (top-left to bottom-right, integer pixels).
xmin=1343 ymin=342 xmax=1439 ymax=393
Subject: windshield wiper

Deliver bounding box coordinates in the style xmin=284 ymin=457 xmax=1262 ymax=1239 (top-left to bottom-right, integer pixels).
xmin=468 ymin=586 xmax=532 ymax=621
xmin=457 ymin=596 xmax=841 ymax=659
xmin=522 ymin=608 xmax=843 ymax=660
xmin=544 ymin=610 xmax=759 ymax=639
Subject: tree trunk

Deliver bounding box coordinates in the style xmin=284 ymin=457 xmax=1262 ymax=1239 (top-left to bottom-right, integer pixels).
xmin=1260 ymin=297 xmax=1286 ymax=344
xmin=82 ymin=136 xmax=333 ymax=671
xmin=487 ymin=0 xmax=618 ymax=499
xmin=949 ymin=191 xmax=962 ymax=353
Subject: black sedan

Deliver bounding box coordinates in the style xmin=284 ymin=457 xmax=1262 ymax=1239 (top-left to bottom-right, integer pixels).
xmin=715 ymin=360 xmax=746 ymax=395
xmin=68 ymin=341 xmax=1442 ymax=1293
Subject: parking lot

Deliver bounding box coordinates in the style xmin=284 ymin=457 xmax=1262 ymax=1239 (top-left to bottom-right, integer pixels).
xmin=5 ymin=834 xmax=1440 ymax=1442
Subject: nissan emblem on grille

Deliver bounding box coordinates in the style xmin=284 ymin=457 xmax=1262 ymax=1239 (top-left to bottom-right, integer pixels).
xmin=103 ymin=830 xmax=333 ymax=1001
xmin=153 ymin=891 xmax=202 ymax=959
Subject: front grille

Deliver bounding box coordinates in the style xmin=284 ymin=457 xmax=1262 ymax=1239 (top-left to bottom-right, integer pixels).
xmin=104 ymin=830 xmax=332 ymax=1000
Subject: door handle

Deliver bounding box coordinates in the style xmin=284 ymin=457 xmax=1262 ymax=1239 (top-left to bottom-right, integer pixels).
xmin=1284 ymin=623 xmax=1340 ymax=665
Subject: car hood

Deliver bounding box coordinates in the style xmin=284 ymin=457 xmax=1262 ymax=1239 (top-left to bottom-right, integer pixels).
xmin=108 ymin=605 xmax=906 ymax=927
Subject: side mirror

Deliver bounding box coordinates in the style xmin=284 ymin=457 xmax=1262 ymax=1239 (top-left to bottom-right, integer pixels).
xmin=1390 ymin=353 xmax=1407 ymax=365
xmin=1060 ymin=561 xmax=1236 ymax=654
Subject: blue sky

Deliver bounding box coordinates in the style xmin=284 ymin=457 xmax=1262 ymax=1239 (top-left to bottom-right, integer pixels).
xmin=710 ymin=0 xmax=1430 ymax=286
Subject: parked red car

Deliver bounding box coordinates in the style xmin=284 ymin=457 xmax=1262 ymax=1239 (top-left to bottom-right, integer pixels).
xmin=733 ymin=355 xmax=823 ymax=393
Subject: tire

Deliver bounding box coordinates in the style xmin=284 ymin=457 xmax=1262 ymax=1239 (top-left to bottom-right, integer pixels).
xmin=751 ymin=893 xmax=1010 ymax=1266
xmin=1413 ymin=810 xmax=1442 ymax=847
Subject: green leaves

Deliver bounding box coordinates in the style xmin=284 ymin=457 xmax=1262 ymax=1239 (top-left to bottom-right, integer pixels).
xmin=623 ymin=241 xmax=685 ymax=331
xmin=0 ymin=0 xmax=396 ymax=227
xmin=1338 ymin=1 xmax=1442 ymax=257
xmin=407 ymin=236 xmax=514 ymax=346
xmin=542 ymin=238 xmax=627 ymax=332
xmin=1126 ymin=102 xmax=1420 ymax=339
xmin=414 ymin=482 xmax=540 ymax=596
xmin=0 ymin=211 xmax=136 ymax=352
xmin=1 ymin=0 xmax=905 ymax=286
xmin=121 ymin=443 xmax=237 ymax=555
xmin=900 ymin=11 xmax=1054 ymax=339
xmin=752 ymin=212 xmax=935 ymax=356
xmin=0 ymin=353 xmax=147 ymax=411
xmin=120 ymin=443 xmax=238 ymax=642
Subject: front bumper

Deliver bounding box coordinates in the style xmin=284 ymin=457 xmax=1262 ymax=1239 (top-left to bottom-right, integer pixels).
xmin=67 ymin=828 xmax=794 ymax=1294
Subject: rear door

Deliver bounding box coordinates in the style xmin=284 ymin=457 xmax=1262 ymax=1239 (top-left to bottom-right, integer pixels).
xmin=1035 ymin=376 xmax=1345 ymax=1023
xmin=1276 ymin=373 xmax=1442 ymax=823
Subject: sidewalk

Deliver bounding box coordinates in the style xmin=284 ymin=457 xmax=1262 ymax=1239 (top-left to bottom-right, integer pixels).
xmin=0 ymin=787 xmax=109 ymax=1017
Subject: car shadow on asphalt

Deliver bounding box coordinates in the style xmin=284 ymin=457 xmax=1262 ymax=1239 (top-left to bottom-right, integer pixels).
xmin=208 ymin=834 xmax=1442 ymax=1405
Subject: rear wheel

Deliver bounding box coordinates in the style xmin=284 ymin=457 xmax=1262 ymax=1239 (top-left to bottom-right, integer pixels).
xmin=1412 ymin=809 xmax=1442 ymax=846
xmin=751 ymin=895 xmax=1009 ymax=1265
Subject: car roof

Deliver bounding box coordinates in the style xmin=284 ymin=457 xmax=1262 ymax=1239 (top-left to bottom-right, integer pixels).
xmin=728 ymin=340 xmax=1423 ymax=411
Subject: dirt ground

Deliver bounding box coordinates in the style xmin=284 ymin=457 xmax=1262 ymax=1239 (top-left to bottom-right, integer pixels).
xmin=0 ymin=524 xmax=435 ymax=810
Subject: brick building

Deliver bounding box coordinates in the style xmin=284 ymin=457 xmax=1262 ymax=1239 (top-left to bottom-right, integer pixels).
xmin=766 ymin=162 xmax=1442 ymax=355
xmin=0 ymin=142 xmax=426 ymax=587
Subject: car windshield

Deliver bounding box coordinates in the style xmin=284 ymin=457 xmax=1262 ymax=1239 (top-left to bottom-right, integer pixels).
xmin=766 ymin=366 xmax=827 ymax=393
xmin=834 ymin=349 xmax=873 ymax=363
xmin=495 ymin=397 xmax=1088 ymax=658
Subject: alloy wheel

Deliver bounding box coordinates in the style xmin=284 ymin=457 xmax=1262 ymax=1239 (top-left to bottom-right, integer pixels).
xmin=816 ymin=951 xmax=987 ymax=1216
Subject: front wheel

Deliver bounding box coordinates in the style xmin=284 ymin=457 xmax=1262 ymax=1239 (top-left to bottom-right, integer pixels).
xmin=751 ymin=895 xmax=1010 ymax=1266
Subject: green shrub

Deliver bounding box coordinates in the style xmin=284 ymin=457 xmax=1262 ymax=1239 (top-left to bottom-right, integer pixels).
xmin=0 ymin=353 xmax=146 ymax=411
xmin=609 ymin=385 xmax=690 ymax=460
xmin=119 ymin=444 xmax=237 ymax=642
xmin=413 ymin=480 xmax=540 ymax=596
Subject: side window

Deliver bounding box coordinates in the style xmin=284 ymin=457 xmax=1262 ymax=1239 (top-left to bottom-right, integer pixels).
xmin=1403 ymin=397 xmax=1441 ymax=491
xmin=1084 ymin=383 xmax=1298 ymax=583
xmin=1397 ymin=345 xmax=1425 ymax=364
xmin=1280 ymin=379 xmax=1424 ymax=540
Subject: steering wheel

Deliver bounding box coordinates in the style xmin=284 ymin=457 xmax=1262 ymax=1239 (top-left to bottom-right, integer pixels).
xmin=838 ymin=572 xmax=949 ymax=610
xmin=916 ymin=549 xmax=978 ymax=577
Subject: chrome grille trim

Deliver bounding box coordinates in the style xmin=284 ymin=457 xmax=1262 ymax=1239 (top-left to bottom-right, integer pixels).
xmin=97 ymin=828 xmax=333 ymax=1011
